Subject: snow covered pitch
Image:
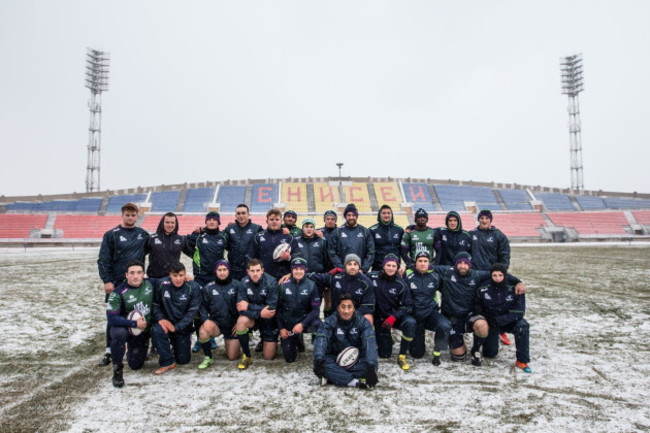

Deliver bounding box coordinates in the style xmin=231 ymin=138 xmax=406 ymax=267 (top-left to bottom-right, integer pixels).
xmin=1 ymin=245 xmax=649 ymax=432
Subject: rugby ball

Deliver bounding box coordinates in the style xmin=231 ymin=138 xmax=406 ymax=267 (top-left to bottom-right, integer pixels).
xmin=128 ymin=310 xmax=144 ymax=336
xmin=272 ymin=243 xmax=291 ymax=262
xmin=336 ymin=346 xmax=360 ymax=369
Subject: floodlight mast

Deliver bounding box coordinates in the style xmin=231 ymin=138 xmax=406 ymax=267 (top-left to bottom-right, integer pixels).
xmin=560 ymin=53 xmax=585 ymax=191
xmin=84 ymin=48 xmax=110 ymax=193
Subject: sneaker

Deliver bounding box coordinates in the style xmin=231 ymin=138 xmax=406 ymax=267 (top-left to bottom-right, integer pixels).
xmin=471 ymin=350 xmax=482 ymax=367
xmin=155 ymin=363 xmax=176 ymax=375
xmin=198 ymin=356 xmax=214 ymax=370
xmin=255 ymin=340 xmax=264 ymax=353
xmin=500 ymin=333 xmax=512 ymax=345
xmin=356 ymin=378 xmax=368 ymax=389
xmin=98 ymin=353 xmax=112 ymax=367
xmin=515 ymin=361 xmax=531 ymax=373
xmin=192 ymin=341 xmax=202 ymax=353
xmin=320 ymin=377 xmax=328 ymax=386
xmin=112 ymin=364 xmax=124 ymax=388
xmin=238 ymin=354 xmax=252 ymax=370
xmin=398 ymin=354 xmax=410 ymax=371
xmin=210 ymin=338 xmax=218 ymax=350
xmin=432 ymin=351 xmax=441 ymax=366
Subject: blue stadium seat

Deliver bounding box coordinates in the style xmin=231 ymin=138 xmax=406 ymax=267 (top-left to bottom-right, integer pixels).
xmin=183 ymin=188 xmax=215 ymax=212
xmin=251 ymin=184 xmax=278 ymax=212
xmin=401 ymin=183 xmax=436 ymax=212
xmin=217 ymin=186 xmax=247 ymax=212
xmin=536 ymin=193 xmax=574 ymax=211
xmin=434 ymin=185 xmax=499 ymax=212
xmin=105 ymin=194 xmax=148 ymax=213
xmin=150 ymin=191 xmax=181 ymax=212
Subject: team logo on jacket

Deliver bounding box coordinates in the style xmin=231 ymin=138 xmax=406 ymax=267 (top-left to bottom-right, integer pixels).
xmin=298 ymin=243 xmax=304 ymax=248
xmin=155 ymin=238 xmax=162 ymax=245
xmin=487 ymin=237 xmax=494 ymax=243
xmin=393 ymin=233 xmax=399 ymax=239
xmin=247 ymin=289 xmax=254 ymax=296
xmin=442 ymin=235 xmax=447 ymax=242
xmin=506 ymin=295 xmax=513 ymax=302
xmin=341 ymin=233 xmax=348 ymax=238
xmin=230 ymin=228 xmax=236 ymax=234
xmin=285 ymin=288 xmax=293 ymax=295
xmin=335 ymin=282 xmax=341 ymax=289
xmin=411 ymin=283 xmax=417 ymax=289
xmin=469 ymin=280 xmax=476 ymax=286
xmin=350 ymin=327 xmax=358 ymax=335
xmin=337 ymin=328 xmax=344 ymax=335
xmin=314 ymin=242 xmax=320 ymax=247
xmin=202 ymin=238 xmax=209 ymax=244
xmin=134 ymin=302 xmax=150 ymax=315
xmin=144 ymin=286 xmax=152 ymax=295
xmin=484 ymin=293 xmax=492 ymax=300
xmin=375 ymin=234 xmax=382 ymax=239
xmin=300 ymin=290 xmax=308 ymax=296
xmin=355 ymin=289 xmax=363 ymax=295
xmin=246 ymin=229 xmax=253 ymax=234
xmin=127 ymin=294 xmax=136 ymax=303
xmin=180 ymin=294 xmax=187 ymax=301
xmin=427 ymin=282 xmax=434 ymax=288
xmin=174 ymin=239 xmax=181 ymax=245
xmin=120 ymin=236 xmax=128 ymax=242
xmin=459 ymin=240 xmax=466 ymax=246
xmin=260 ymin=236 xmax=266 ymax=242
xmin=389 ymin=288 xmax=397 ymax=295
xmin=137 ymin=234 xmax=143 ymax=240
xmin=164 ymin=291 xmax=170 ymax=298
xmin=372 ymin=281 xmax=377 ymax=287
xmin=357 ymin=233 xmax=364 ymax=238
xmin=228 ymin=289 xmax=235 ymax=295
xmin=260 ymin=290 xmax=267 ymax=296
xmin=426 ymin=234 xmax=433 ymax=239
xmin=451 ymin=275 xmax=457 ymax=283
xmin=212 ymin=289 xmax=219 ymax=295
xmin=473 ymin=235 xmax=478 ymax=240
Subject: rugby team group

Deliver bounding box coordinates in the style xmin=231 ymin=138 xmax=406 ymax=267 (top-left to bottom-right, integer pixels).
xmin=97 ymin=201 xmax=531 ymax=389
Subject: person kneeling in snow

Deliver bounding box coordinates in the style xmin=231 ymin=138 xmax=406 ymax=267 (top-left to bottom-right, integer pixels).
xmin=313 ymin=294 xmax=378 ymax=389
xmin=471 ymin=263 xmax=531 ymax=373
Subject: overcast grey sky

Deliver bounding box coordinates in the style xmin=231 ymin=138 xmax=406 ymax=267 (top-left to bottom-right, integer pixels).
xmin=1 ymin=1 xmax=648 ymax=197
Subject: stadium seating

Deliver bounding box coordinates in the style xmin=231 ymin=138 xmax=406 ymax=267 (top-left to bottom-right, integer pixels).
xmin=106 ymin=194 xmax=148 ymax=213
xmin=373 ymin=182 xmax=403 ymax=210
xmin=0 ymin=214 xmax=48 ymax=238
xmin=73 ymin=198 xmax=103 ymax=212
xmin=434 ymin=184 xmax=500 ymax=212
xmin=341 ymin=183 xmax=372 ymax=212
xmin=536 ymin=193 xmax=575 ymax=211
xmin=498 ymin=189 xmax=532 ymax=210
xmin=603 ymin=197 xmax=650 ymax=210
xmin=632 ymin=211 xmax=650 ymax=226
xmin=150 ymin=190 xmax=181 ymax=213
xmin=487 ymin=213 xmax=547 ymax=238
xmin=313 ymin=183 xmax=341 ymax=213
xmin=574 ymin=195 xmax=606 ymax=210
xmin=401 ymin=183 xmax=437 ymax=212
xmin=216 ymin=186 xmax=246 ymax=213
xmin=281 ymin=182 xmax=309 ymax=213
xmin=183 ymin=188 xmax=215 ymax=212
xmin=251 ymin=184 xmax=279 ymax=213
xmin=546 ymin=212 xmax=628 ymax=235
xmin=54 ymin=215 xmax=123 ymax=239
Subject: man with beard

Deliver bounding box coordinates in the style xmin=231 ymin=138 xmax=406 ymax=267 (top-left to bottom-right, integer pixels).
xmin=369 ymin=205 xmax=404 ymax=271
xmin=327 ymin=203 xmax=375 ymax=274
xmin=434 ymin=211 xmax=472 ymax=266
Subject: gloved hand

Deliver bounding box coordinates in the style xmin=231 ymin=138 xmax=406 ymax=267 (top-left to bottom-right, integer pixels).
xmin=314 ymin=359 xmax=326 ymax=378
xmin=382 ymin=315 xmax=396 ymax=330
xmin=329 ymin=267 xmax=343 ymax=275
xmin=365 ymin=365 xmax=378 ymax=388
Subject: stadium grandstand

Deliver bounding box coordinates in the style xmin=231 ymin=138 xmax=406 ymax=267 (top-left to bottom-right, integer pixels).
xmin=1 ymin=177 xmax=649 ymax=244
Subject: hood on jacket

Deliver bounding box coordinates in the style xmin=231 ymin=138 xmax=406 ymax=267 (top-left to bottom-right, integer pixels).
xmin=157 ymin=212 xmax=179 ymax=236
xmin=445 ymin=211 xmax=462 ymax=232
xmin=377 ymin=204 xmax=394 ymax=225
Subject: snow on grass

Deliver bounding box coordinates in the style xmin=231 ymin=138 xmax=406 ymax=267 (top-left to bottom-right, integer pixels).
xmin=1 ymin=245 xmax=649 ymax=432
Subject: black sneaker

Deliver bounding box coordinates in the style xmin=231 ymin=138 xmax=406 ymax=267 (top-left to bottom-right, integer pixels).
xmin=356 ymin=379 xmax=368 ymax=389
xmin=432 ymin=352 xmax=441 ymax=366
xmin=471 ymin=350 xmax=482 ymax=367
xmin=98 ymin=353 xmax=112 ymax=367
xmin=112 ymin=364 xmax=124 ymax=388
xmin=255 ymin=340 xmax=264 ymax=353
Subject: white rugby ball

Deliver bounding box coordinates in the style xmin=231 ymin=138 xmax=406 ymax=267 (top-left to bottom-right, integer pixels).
xmin=272 ymin=242 xmax=291 ymax=261
xmin=336 ymin=346 xmax=360 ymax=369
xmin=128 ymin=310 xmax=144 ymax=336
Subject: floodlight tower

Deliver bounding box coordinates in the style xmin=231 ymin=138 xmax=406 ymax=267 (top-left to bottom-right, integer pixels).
xmin=560 ymin=53 xmax=585 ymax=191
xmin=84 ymin=48 xmax=110 ymax=193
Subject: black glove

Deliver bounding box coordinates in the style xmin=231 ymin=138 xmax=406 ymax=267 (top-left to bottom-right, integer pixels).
xmin=365 ymin=365 xmax=378 ymax=388
xmin=314 ymin=360 xmax=326 ymax=378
